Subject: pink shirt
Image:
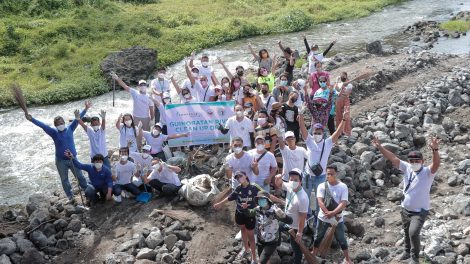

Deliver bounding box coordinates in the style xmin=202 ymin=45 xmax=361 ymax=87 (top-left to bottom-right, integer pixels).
xmin=310 ymin=71 xmax=330 ymax=95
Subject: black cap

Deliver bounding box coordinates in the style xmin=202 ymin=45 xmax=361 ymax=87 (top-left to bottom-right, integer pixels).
xmin=408 ymin=151 xmax=423 ymax=160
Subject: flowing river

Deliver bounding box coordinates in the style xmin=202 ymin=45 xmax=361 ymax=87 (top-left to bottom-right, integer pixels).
xmin=1 ymin=0 xmax=469 ymax=205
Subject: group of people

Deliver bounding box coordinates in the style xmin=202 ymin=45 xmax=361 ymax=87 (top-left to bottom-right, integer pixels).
xmin=26 ymin=36 xmax=441 ymax=264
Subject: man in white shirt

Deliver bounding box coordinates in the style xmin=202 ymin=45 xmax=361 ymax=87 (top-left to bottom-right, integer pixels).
xmin=130 ymin=145 xmax=153 ymax=189
xmin=298 ymin=111 xmax=348 ymax=221
xmin=145 ymin=158 xmax=183 ymax=197
xmin=278 ymin=131 xmax=308 ymax=182
xmin=111 ymin=73 xmax=154 ymax=131
xmin=274 ymin=168 xmax=309 ymax=264
xmin=225 ymin=137 xmax=259 ymax=189
xmin=190 ymin=53 xmax=216 ymax=86
xmin=219 ymin=104 xmax=255 ymax=149
xmin=312 ymin=165 xmax=352 ymax=264
xmin=259 ymin=83 xmax=275 ymax=113
xmin=76 ymin=110 xmax=110 ymax=169
xmin=373 ymin=137 xmax=441 ymax=264
xmin=248 ymin=135 xmax=277 ymax=192
xmin=112 ymin=147 xmax=141 ymax=202
xmin=150 ymin=68 xmax=170 ymax=123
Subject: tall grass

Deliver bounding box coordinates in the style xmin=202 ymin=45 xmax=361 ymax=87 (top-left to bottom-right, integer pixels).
xmin=0 ymin=0 xmax=406 ymax=107
xmin=440 ymin=19 xmax=470 ymax=33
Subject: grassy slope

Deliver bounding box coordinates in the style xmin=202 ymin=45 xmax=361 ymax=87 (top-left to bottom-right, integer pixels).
xmin=0 ymin=0 xmax=405 ymax=107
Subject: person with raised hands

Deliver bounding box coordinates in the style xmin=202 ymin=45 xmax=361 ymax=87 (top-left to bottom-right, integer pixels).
xmin=115 ymin=113 xmax=140 ymax=152
xmin=247 ymin=42 xmax=273 ymax=71
xmin=25 ymin=101 xmax=90 ymax=205
xmin=138 ymin=123 xmax=189 ymax=162
xmin=150 ymin=67 xmax=171 ymax=123
xmin=372 ymin=136 xmax=441 ymax=264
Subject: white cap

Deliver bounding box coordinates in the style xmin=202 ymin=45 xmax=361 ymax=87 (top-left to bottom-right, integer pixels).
xmin=284 ymin=131 xmax=295 ymax=139
xmin=138 ymin=80 xmax=147 ymax=85
xmin=142 ymin=145 xmax=152 ymax=151
xmin=155 ymin=123 xmax=163 ymax=129
xmin=297 ymin=79 xmax=306 ymax=89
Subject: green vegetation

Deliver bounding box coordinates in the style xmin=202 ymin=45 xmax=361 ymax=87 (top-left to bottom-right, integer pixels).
xmin=440 ymin=19 xmax=470 ymax=33
xmin=0 ymin=0 xmax=405 ymax=107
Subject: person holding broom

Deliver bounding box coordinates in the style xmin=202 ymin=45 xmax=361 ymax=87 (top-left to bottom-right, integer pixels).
xmin=311 ymin=165 xmax=352 ymax=264
xmin=25 ymin=101 xmax=91 ymax=205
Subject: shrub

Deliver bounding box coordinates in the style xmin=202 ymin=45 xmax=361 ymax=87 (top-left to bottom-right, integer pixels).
xmin=440 ymin=20 xmax=470 ymax=33
xmin=274 ymin=9 xmax=312 ymax=33
xmin=0 ymin=25 xmax=21 ymax=56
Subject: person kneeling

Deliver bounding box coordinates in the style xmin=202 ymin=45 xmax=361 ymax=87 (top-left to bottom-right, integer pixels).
xmin=112 ymin=147 xmax=142 ymax=202
xmin=145 ymin=159 xmax=182 ymax=197
xmin=312 ymin=165 xmax=352 ymax=264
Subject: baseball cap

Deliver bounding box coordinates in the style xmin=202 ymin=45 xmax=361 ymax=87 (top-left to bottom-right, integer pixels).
xmin=138 ymin=80 xmax=147 ymax=85
xmin=255 ymin=191 xmax=272 ymax=203
xmin=408 ymin=151 xmax=423 ymax=160
xmin=255 ymin=135 xmax=265 ymax=141
xmin=284 ymin=131 xmax=295 ymax=139
xmin=313 ymin=123 xmax=324 ymax=130
xmin=289 ymin=168 xmax=303 ymax=179
xmin=296 ymin=79 xmax=306 ymax=89
xmin=142 ymin=145 xmax=152 ymax=152
xmin=154 ymin=123 xmax=163 ymax=129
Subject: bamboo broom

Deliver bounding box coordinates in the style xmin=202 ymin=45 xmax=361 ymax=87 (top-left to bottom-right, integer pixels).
xmin=318 ymin=225 xmax=337 ymax=257
xmin=10 ymin=84 xmax=29 ymax=115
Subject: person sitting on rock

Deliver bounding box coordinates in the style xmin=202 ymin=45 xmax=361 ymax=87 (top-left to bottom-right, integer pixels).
xmin=150 ymin=67 xmax=170 ymax=123
xmin=298 ymin=111 xmax=348 ymax=224
xmin=65 ymin=150 xmax=114 ymax=206
xmin=112 ymin=147 xmax=141 ymax=202
xmin=372 ymin=137 xmax=441 ymax=264
xmin=213 ymin=171 xmax=263 ymax=264
xmin=144 ymin=158 xmax=183 ymax=198
xmin=115 ymin=113 xmax=140 ymax=152
xmin=138 ymin=123 xmax=189 ymax=162
xmin=76 ymin=109 xmax=110 ymax=169
xmin=245 ymin=191 xmax=293 ymax=264
xmin=24 ymin=101 xmax=90 ymax=205
xmin=219 ymin=105 xmax=255 ymax=150
xmin=130 ymin=145 xmax=153 ymax=190
xmin=111 ymin=73 xmax=154 ymax=131
xmin=311 ymin=165 xmax=352 ymax=264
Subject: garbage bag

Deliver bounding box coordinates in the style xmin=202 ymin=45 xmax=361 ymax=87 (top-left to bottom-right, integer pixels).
xmin=179 ymin=174 xmax=220 ymax=206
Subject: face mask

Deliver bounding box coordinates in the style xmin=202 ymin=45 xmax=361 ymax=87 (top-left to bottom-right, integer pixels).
xmin=244 ymin=110 xmax=252 ymax=116
xmin=319 ymin=82 xmax=327 ymax=88
xmin=411 ymin=163 xmax=422 ymax=172
xmin=153 ymin=163 xmax=161 ymax=171
xmin=289 ymin=180 xmax=300 ymax=191
xmin=340 ymin=77 xmax=347 ymax=82
xmin=142 ymin=153 xmax=150 ymax=159
xmin=120 ymin=155 xmax=128 ymax=162
xmin=184 ymin=93 xmax=191 ymax=99
xmin=56 ymin=124 xmax=65 ymax=131
xmin=222 ymin=83 xmax=229 ymax=88
xmin=290 ymin=97 xmax=298 ymax=103
xmin=233 ymin=147 xmax=242 ymax=154
xmin=261 ymin=89 xmax=268 ymax=95
xmin=257 ymin=117 xmax=267 ymax=126
xmin=158 ymin=73 xmax=165 ymax=79
xmin=163 ymin=98 xmax=171 ymax=104
xmin=233 ymin=82 xmax=241 ymax=88
xmin=152 ymin=129 xmax=161 ymax=136
xmin=124 ymin=120 xmax=132 ymax=127
xmin=94 ymin=162 xmax=103 ymax=169
xmin=237 ymin=70 xmax=244 ymax=76
xmin=258 ymin=198 xmax=268 ymax=208
xmin=313 ymin=134 xmax=323 ymax=142
xmin=236 ymin=111 xmax=243 ymax=118
xmin=280 ymin=80 xmax=288 ymax=86
xmin=192 ymin=72 xmax=199 ymax=78
xmin=139 ymin=86 xmax=147 ymax=93
xmin=256 ymin=144 xmax=265 ymax=152
xmin=202 ymin=61 xmax=209 ymax=67
xmin=261 ymin=71 xmax=268 ymax=77
xmin=92 ymin=125 xmax=100 ymax=131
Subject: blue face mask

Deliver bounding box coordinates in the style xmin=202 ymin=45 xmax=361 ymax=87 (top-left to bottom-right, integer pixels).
xmin=319 ymin=82 xmax=327 ymax=88
xmin=280 ymin=80 xmax=288 ymax=86
xmin=258 ymin=198 xmax=268 ymax=208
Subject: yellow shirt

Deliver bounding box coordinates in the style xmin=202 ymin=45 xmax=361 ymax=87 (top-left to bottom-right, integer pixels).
xmin=258 ymin=73 xmax=275 ymax=92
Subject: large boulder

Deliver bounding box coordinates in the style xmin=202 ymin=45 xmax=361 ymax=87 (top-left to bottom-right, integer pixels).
xmin=0 ymin=238 xmax=16 ymax=256
xmin=21 ymin=248 xmax=45 ymax=264
xmin=26 ymin=193 xmax=50 ymax=216
xmin=366 ymin=41 xmax=383 ymax=55
xmin=100 ymin=46 xmax=157 ymax=85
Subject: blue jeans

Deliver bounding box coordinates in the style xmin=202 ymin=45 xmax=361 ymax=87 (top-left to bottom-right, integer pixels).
xmin=313 ymin=220 xmax=348 ymax=250
xmin=302 ymin=173 xmax=326 ymax=218
xmin=56 ymin=158 xmax=88 ymax=200
xmin=85 ymin=184 xmax=114 ymax=203
xmin=113 ymin=183 xmax=141 ymax=196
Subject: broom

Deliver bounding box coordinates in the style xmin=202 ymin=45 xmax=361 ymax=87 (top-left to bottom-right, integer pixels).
xmin=153 ymin=209 xmax=194 ymax=222
xmin=11 ymin=84 xmax=29 ymax=115
xmin=211 ymin=186 xmax=232 ymax=205
xmin=318 ymin=225 xmax=337 ymax=257
xmin=288 ymin=229 xmax=318 ymax=264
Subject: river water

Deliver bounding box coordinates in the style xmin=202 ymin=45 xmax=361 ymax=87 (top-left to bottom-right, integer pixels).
xmin=1 ymin=0 xmax=469 ymax=205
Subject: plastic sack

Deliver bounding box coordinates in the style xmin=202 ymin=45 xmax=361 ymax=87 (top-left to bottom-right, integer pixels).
xmin=179 ymin=174 xmax=220 ymax=206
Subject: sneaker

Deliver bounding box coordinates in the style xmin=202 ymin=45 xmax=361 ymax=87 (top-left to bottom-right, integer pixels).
xmin=399 ymin=251 xmax=411 ymax=261
xmin=235 ymin=230 xmax=242 ymax=241
xmin=114 ymin=195 xmax=122 ymax=203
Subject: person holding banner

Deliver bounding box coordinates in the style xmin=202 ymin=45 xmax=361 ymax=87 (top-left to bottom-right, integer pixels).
xmin=170 ymin=76 xmax=198 ymax=104
xmin=219 ymin=105 xmax=254 ymax=149
xmin=139 ymin=123 xmax=189 ymax=161
xmin=248 ymin=135 xmax=277 ymax=192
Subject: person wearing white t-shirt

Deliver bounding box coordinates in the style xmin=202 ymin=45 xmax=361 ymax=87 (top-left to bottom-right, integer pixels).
xmin=111 ymin=73 xmax=154 ymax=131
xmin=274 ymin=168 xmax=309 ymax=264
xmin=302 ymin=34 xmax=336 ymax=74
xmin=115 ymin=113 xmax=140 ymax=153
xmin=183 ymin=61 xmax=216 ymax=102
xmin=299 ymin=112 xmax=348 ymax=220
xmin=139 ymin=123 xmax=189 ymax=161
xmin=130 ymin=145 xmax=153 ymax=189
xmin=170 ymin=76 xmax=198 ymax=104
xmin=248 ymin=135 xmax=277 ymax=192
xmin=150 ymin=68 xmax=170 ymax=123
xmin=259 ymin=83 xmax=275 ymax=113
xmin=225 ymin=137 xmax=259 ymax=189
xmin=189 ymin=52 xmax=216 ymax=86
xmin=76 ymin=110 xmax=110 ymax=169
xmin=312 ymin=165 xmax=352 ymax=264
xmin=196 ymin=75 xmax=216 ymax=102
xmin=144 ymin=159 xmax=182 ymax=197
xmin=219 ymin=104 xmax=255 ymax=149
xmin=112 ymin=147 xmax=141 ymax=202
xmin=278 ymin=131 xmax=308 ymax=182
xmin=373 ymin=137 xmax=441 ymax=264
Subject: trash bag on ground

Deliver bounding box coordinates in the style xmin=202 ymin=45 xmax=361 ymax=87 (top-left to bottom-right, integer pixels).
xmin=179 ymin=174 xmax=220 ymax=206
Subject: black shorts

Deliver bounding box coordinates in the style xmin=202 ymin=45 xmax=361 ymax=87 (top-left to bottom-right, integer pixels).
xmin=235 ymin=211 xmax=256 ymax=230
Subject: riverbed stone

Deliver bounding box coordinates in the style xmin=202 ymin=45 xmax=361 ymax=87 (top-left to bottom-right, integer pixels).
xmin=366 ymin=41 xmax=383 ymax=55
xmin=29 ymin=231 xmax=48 ymax=248
xmin=0 ymin=238 xmax=16 ymax=256
xmin=164 ymin=234 xmax=178 ymax=251
xmin=145 ymin=230 xmax=164 ymax=249
xmin=21 ymin=248 xmax=45 ymax=264
xmin=136 ymin=248 xmax=157 ymax=260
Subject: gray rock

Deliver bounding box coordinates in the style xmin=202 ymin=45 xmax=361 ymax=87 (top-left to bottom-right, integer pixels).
xmin=53 ymin=219 xmax=68 ymax=231
xmin=351 ymin=142 xmax=369 ymax=156
xmin=55 ymin=239 xmax=68 ymax=250
xmin=26 ymin=193 xmax=50 ymax=216
xmin=164 ymin=234 xmax=178 ymax=251
xmin=9 ymin=253 xmax=21 ymax=264
xmin=413 ymin=135 xmax=427 ymax=147
xmin=42 ymin=223 xmax=56 ymax=238
xmin=171 ymin=247 xmax=181 ymax=260
xmin=382 ymin=143 xmax=400 ymax=153
xmin=398 ymin=112 xmax=412 ymax=121
xmin=453 ymin=134 xmax=469 ymax=144
xmin=145 ymin=230 xmax=164 ymax=249
xmin=458 ymin=159 xmax=470 ymax=172
xmin=372 ymin=247 xmax=389 ymax=259
xmin=442 ymin=117 xmax=455 ymax=132
xmin=173 ymin=230 xmax=191 ymax=241
xmin=424 ymin=237 xmax=445 ymax=257
xmin=394 ymin=123 xmax=412 ymax=139
xmin=374 ymin=217 xmax=385 ymax=227
xmin=452 ymin=194 xmax=470 ymax=216
xmin=2 ymin=211 xmax=16 ymax=222
xmin=63 ymin=205 xmax=83 ymax=217
xmin=29 ymin=231 xmax=48 ymax=248
xmin=447 ymin=176 xmax=458 ymax=187
xmin=100 ymin=46 xmax=157 ymax=85
xmin=28 ymin=209 xmax=50 ymax=226
xmin=354 ymin=250 xmax=371 ymax=262
xmin=406 ymin=116 xmax=420 ymax=125
xmin=344 ymin=218 xmax=365 ymax=237
xmin=21 ymin=248 xmax=44 ymax=264
xmin=448 ymin=90 xmax=463 ymax=106
xmin=0 ymin=254 xmax=12 ymax=264
xmin=14 ymin=238 xmax=34 ymax=254
xmin=366 ymin=41 xmax=383 ymax=55
xmin=372 ymin=157 xmax=387 ymax=171
xmin=0 ymin=238 xmax=16 ymax=256
xmin=136 ymin=248 xmax=157 ymax=260
xmin=360 ymin=151 xmax=375 ymax=164
xmin=160 ymin=253 xmax=174 ymax=264
xmin=387 ymin=188 xmax=403 ymax=202
xmin=456 ymin=243 xmax=469 ymax=256
xmin=117 ymin=238 xmax=140 ymax=252
xmin=105 ymin=252 xmax=135 ymax=264
xmin=66 ymin=219 xmax=81 ymax=233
